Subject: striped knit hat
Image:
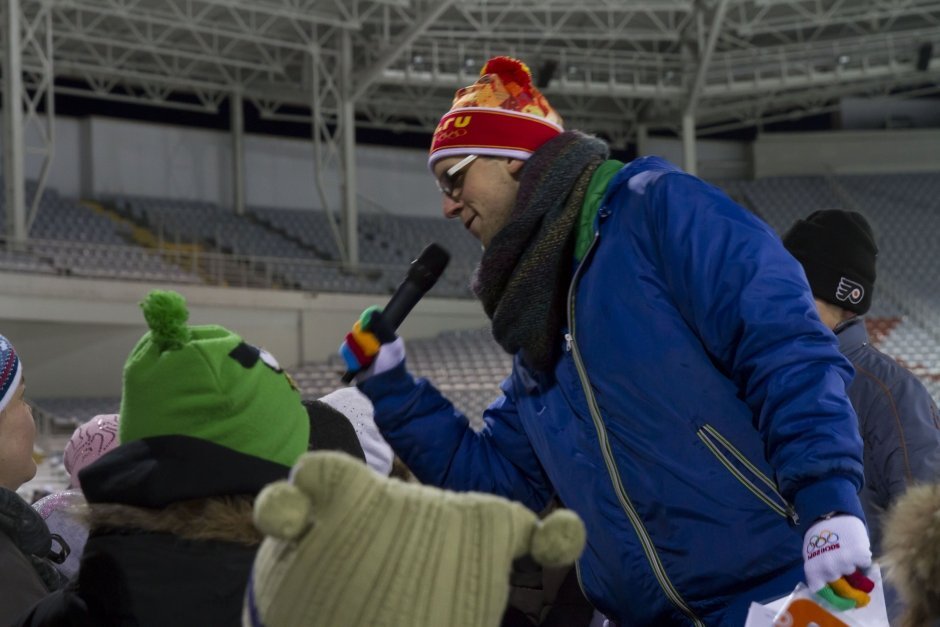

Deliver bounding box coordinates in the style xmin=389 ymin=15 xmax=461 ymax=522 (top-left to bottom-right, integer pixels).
xmin=245 ymin=451 xmax=586 ymax=627
xmin=428 ymin=56 xmax=563 ymax=170
xmin=0 ymin=335 xmax=23 ymax=415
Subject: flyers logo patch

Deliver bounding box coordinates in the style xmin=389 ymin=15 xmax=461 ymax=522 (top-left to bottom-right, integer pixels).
xmin=835 ymin=277 xmax=864 ymax=305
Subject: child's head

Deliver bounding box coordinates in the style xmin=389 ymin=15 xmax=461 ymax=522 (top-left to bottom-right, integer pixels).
xmin=0 ymin=335 xmax=35 ymax=491
xmin=118 ymin=290 xmax=309 ymax=469
xmin=63 ymin=414 xmax=120 ymax=490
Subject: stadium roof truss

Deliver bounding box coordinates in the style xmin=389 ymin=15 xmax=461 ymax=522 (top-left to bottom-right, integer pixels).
xmin=15 ymin=0 xmax=936 ymax=139
xmin=2 ymin=0 xmax=939 ymax=259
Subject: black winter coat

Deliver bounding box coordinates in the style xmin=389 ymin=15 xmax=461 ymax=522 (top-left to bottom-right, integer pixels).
xmin=14 ymin=436 xmax=291 ymax=627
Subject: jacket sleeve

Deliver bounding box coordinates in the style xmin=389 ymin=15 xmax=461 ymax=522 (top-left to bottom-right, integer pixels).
xmin=0 ymin=540 xmax=54 ymax=626
xmin=637 ymin=170 xmax=865 ymax=527
xmin=11 ymin=587 xmax=91 ymax=627
xmin=860 ymin=364 xmax=940 ymax=503
xmin=357 ymin=360 xmax=554 ymax=512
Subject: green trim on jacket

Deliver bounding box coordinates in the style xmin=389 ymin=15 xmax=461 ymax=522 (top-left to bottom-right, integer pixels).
xmin=575 ymin=159 xmax=624 ymax=262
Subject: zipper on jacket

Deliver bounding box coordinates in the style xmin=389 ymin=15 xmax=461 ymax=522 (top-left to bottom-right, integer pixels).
xmin=566 ymin=233 xmax=704 ymax=627
xmin=697 ymin=424 xmax=799 ymax=525
xmin=573 ymin=560 xmax=589 ymax=610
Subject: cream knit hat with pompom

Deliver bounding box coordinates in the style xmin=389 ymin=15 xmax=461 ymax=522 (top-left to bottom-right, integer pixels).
xmin=244 ymin=451 xmax=586 ymax=627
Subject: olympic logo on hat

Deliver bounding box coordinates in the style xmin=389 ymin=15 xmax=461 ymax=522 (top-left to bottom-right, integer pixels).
xmin=434 ymin=128 xmax=468 ymax=141
xmin=806 ymin=530 xmax=839 ymax=552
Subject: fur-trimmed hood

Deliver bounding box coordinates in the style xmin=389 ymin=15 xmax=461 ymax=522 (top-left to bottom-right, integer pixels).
xmin=86 ymin=495 xmax=261 ymax=546
xmin=882 ymin=482 xmax=940 ymax=627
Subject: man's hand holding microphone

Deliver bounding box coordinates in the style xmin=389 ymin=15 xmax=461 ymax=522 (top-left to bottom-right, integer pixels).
xmin=339 ymin=243 xmax=449 ymax=384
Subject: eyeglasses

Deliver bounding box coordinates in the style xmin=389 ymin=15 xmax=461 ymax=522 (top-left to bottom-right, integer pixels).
xmin=436 ymin=154 xmax=478 ymax=199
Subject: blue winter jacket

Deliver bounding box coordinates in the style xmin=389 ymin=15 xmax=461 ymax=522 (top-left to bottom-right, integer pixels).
xmin=360 ymin=157 xmax=865 ymax=626
xmin=837 ymin=316 xmax=940 ymax=552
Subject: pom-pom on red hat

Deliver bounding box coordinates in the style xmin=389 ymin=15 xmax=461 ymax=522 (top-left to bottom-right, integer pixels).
xmin=428 ymin=56 xmax=563 ymax=170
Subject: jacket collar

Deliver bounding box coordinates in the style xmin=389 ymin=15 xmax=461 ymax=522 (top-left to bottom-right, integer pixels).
xmin=80 ymin=435 xmax=291 ymax=509
xmin=0 ymin=486 xmax=51 ymax=556
xmin=574 ymin=159 xmax=624 ymax=262
xmin=834 ymin=316 xmax=869 ymax=356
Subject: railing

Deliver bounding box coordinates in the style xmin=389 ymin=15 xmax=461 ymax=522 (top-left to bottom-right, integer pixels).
xmin=0 ymin=236 xmax=412 ymax=293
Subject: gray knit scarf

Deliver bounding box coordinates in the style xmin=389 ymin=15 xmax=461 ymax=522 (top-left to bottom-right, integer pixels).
xmin=472 ymin=131 xmax=609 ymax=372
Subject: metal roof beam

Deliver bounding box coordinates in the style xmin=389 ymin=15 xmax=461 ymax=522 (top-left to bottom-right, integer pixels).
xmin=352 ymin=0 xmax=457 ymax=101
xmin=686 ymin=0 xmax=731 ymax=115
xmin=437 ymin=3 xmax=691 ymax=43
xmin=727 ymin=0 xmax=940 ymax=38
xmin=53 ymin=32 xmax=286 ymax=74
xmin=57 ymin=58 xmax=233 ymax=92
xmin=147 ymin=0 xmax=360 ymax=29
xmin=55 ymin=82 xmax=222 ymax=112
xmin=703 ymin=26 xmax=940 ymax=96
xmin=50 ymin=0 xmax=320 ymax=51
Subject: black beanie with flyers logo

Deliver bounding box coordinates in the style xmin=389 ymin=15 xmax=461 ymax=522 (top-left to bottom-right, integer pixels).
xmin=782 ymin=210 xmax=878 ymax=315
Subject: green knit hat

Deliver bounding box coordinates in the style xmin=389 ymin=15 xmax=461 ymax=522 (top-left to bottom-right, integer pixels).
xmin=119 ymin=290 xmax=309 ymax=469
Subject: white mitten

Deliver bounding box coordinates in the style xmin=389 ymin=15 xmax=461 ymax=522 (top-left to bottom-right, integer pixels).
xmin=802 ymin=514 xmax=872 ymax=594
xmin=356 ymin=337 xmax=405 ymax=382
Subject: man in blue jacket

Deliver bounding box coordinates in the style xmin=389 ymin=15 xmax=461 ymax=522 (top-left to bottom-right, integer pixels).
xmin=341 ymin=57 xmax=874 ymax=626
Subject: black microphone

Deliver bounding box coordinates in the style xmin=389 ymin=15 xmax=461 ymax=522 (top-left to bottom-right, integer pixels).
xmin=341 ymin=243 xmax=450 ymax=383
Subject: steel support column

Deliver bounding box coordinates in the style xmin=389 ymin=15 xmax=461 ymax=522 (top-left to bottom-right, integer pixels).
xmin=310 ymin=44 xmax=347 ymax=265
xmin=340 ymin=30 xmax=358 ymax=268
xmin=636 ymin=122 xmax=649 ymax=156
xmin=681 ymin=113 xmax=697 ymax=176
xmin=230 ymin=89 xmax=245 ymax=215
xmin=2 ymin=0 xmax=26 ymax=244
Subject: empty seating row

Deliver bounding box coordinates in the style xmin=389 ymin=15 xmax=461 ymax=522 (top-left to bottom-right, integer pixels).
xmin=0 ymin=189 xmax=203 ymax=284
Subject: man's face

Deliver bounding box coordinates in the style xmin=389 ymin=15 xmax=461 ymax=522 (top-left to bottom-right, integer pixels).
xmin=433 ymin=155 xmax=524 ymax=248
xmin=0 ymin=380 xmax=36 ymax=491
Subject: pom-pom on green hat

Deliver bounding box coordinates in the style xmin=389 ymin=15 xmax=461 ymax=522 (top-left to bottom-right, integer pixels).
xmin=119 ymin=290 xmax=309 ymax=469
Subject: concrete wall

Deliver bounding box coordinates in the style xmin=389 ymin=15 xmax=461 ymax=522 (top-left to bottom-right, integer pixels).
xmin=4 ymin=114 xmax=442 ymax=217
xmin=840 ymin=96 xmax=940 ymax=130
xmin=12 ymin=115 xmax=85 ymax=198
xmin=0 ymin=272 xmax=487 ymax=398
xmin=86 ymin=116 xmax=442 ymax=215
xmin=638 ymin=135 xmax=752 ymax=180
xmin=753 ymin=128 xmax=940 ymax=177
xmin=9 ymin=113 xmax=940 ymax=209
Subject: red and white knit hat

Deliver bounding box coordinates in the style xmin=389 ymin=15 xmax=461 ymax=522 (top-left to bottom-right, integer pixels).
xmin=428 ymin=56 xmax=564 ymax=170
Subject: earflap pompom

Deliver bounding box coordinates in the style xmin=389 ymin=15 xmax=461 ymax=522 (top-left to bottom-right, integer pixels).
xmin=254 ymin=481 xmax=311 ymax=541
xmin=140 ymin=290 xmax=191 ymax=350
xmin=531 ymin=509 xmax=586 ymax=568
xmin=480 ymin=56 xmax=533 ymax=87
